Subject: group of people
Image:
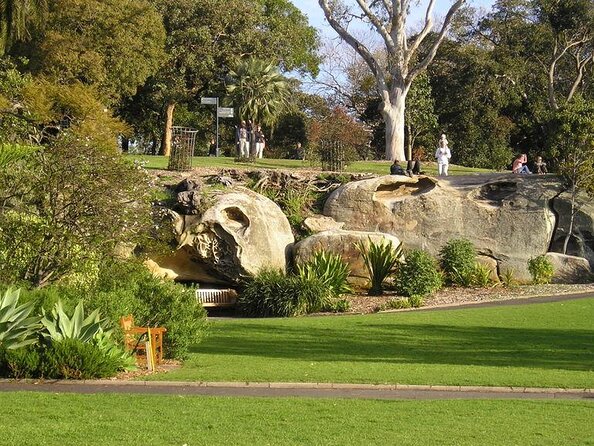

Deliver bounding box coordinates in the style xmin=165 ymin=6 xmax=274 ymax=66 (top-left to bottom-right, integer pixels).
xmin=390 ymin=133 xmax=451 ymax=177
xmin=236 ymin=120 xmax=265 ymax=159
xmin=390 ymin=133 xmax=549 ymax=177
xmin=512 ymin=153 xmax=547 ymax=175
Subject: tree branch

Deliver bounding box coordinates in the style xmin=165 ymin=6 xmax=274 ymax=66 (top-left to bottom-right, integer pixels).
xmin=355 ymin=0 xmax=395 ymax=53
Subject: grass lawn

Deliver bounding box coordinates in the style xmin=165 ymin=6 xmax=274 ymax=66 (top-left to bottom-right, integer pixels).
xmin=0 ymin=392 xmax=592 ymax=446
xmin=148 ymin=298 xmax=594 ymax=388
xmin=127 ymin=154 xmax=494 ymax=176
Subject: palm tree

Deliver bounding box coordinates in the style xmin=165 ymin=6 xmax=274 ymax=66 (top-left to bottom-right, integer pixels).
xmin=0 ymin=0 xmax=47 ymax=54
xmin=227 ymin=58 xmax=290 ymax=128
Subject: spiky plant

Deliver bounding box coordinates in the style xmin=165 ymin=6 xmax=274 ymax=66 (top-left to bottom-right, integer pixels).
xmin=297 ymin=250 xmax=351 ymax=298
xmin=0 ymin=287 xmax=40 ymax=350
xmin=356 ymin=238 xmax=403 ymax=295
xmin=40 ymin=300 xmax=110 ymax=343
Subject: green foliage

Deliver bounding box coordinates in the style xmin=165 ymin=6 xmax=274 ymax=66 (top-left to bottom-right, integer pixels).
xmin=228 ymin=58 xmax=290 ymax=127
xmin=439 ymin=239 xmax=477 ymax=286
xmin=0 ymin=138 xmax=155 ymax=287
xmin=394 ymin=249 xmax=443 ymax=297
xmin=0 ymin=288 xmax=39 ymax=350
xmin=472 ymin=262 xmax=495 ymax=287
xmin=296 ymin=250 xmax=351 ymax=298
xmin=0 ymin=345 xmax=41 ymax=378
xmin=356 ymin=238 xmax=403 ymax=296
xmin=408 ymin=295 xmax=424 ymax=308
xmin=21 ymin=0 xmax=166 ymax=104
xmin=528 ymin=255 xmax=554 ymax=285
xmin=86 ymin=260 xmax=207 ymax=360
xmin=238 ymin=269 xmax=329 ymax=317
xmin=40 ymin=300 xmax=108 ymax=343
xmin=0 ymin=143 xmax=38 ymax=168
xmin=500 ymin=268 xmax=517 ymax=288
xmin=40 ymin=338 xmax=122 ymax=379
xmin=322 ymin=298 xmax=350 ymax=313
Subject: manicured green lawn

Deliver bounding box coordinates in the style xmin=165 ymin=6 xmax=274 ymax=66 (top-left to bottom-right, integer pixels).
xmin=128 ymin=154 xmax=494 ymax=176
xmin=149 ymin=298 xmax=594 ymax=388
xmin=0 ymin=392 xmax=592 ymax=446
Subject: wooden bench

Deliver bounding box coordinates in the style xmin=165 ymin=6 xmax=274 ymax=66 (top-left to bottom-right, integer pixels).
xmin=196 ymin=288 xmax=238 ymax=307
xmin=120 ymin=315 xmax=166 ymax=366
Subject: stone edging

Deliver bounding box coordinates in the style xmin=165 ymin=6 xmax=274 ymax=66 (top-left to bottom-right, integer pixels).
xmin=1 ymin=379 xmax=591 ymax=395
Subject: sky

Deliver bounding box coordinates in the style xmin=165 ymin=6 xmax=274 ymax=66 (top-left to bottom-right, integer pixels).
xmin=290 ymin=1 xmax=497 ymax=36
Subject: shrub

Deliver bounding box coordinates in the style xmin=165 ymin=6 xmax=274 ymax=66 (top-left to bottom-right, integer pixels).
xmin=528 ymin=255 xmax=554 ymax=285
xmin=472 ymin=262 xmax=494 ymax=287
xmin=40 ymin=338 xmax=121 ymax=379
xmin=40 ymin=300 xmax=108 ymax=343
xmin=322 ymin=298 xmax=350 ymax=313
xmin=394 ymin=249 xmax=442 ymax=297
xmin=238 ymin=269 xmax=330 ymax=317
xmin=86 ymin=260 xmax=208 ymax=360
xmin=377 ymin=299 xmax=411 ymax=311
xmin=0 ymin=346 xmax=41 ymax=378
xmin=356 ymin=238 xmax=403 ymax=296
xmin=500 ymin=268 xmax=517 ymax=288
xmin=297 ymin=250 xmax=351 ymax=298
xmin=408 ymin=295 xmax=424 ymax=308
xmin=439 ymin=239 xmax=477 ymax=286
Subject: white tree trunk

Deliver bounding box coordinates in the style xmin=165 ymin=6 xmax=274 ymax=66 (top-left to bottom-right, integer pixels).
xmin=382 ymin=97 xmax=406 ymax=162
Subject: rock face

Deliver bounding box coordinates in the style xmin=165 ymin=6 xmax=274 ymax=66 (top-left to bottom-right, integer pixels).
xmin=302 ymin=215 xmax=345 ymax=233
xmin=150 ymin=187 xmax=294 ymax=284
xmin=293 ymin=230 xmax=402 ymax=284
xmin=324 ymin=174 xmax=562 ymax=280
xmin=545 ymin=253 xmax=592 ymax=284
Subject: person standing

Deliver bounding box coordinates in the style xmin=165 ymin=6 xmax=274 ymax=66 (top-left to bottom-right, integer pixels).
xmin=435 ymin=134 xmax=451 ymax=176
xmin=254 ymin=125 xmax=265 ymax=159
xmin=238 ymin=121 xmax=249 ymax=158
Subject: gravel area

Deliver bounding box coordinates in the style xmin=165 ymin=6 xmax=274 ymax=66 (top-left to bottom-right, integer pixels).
xmin=343 ymin=283 xmax=594 ymax=314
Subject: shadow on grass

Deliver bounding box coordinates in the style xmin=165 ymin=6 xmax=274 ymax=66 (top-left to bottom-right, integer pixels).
xmin=191 ymin=323 xmax=594 ymax=371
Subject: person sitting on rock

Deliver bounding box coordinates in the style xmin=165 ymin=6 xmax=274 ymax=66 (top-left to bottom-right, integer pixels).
xmin=390 ymin=159 xmax=406 ymax=176
xmin=512 ymin=153 xmax=531 ymax=174
xmin=535 ymin=156 xmax=548 ymax=174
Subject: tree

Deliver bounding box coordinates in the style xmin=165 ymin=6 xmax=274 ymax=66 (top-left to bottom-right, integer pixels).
xmin=549 ymin=97 xmax=594 ymax=255
xmin=0 ymin=136 xmax=154 ymax=287
xmin=140 ymin=0 xmax=319 ymax=156
xmin=17 ymin=0 xmax=166 ymax=105
xmin=227 ymin=58 xmax=290 ymax=127
xmin=0 ymin=0 xmax=47 ymax=54
xmin=318 ymin=0 xmax=466 ymax=161
xmin=405 ymin=72 xmax=438 ymax=160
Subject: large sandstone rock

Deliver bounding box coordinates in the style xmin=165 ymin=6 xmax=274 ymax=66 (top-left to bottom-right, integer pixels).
xmin=545 ymin=252 xmax=592 ymax=284
xmin=293 ymin=230 xmax=402 ymax=284
xmin=324 ymin=174 xmax=562 ymax=281
xmin=302 ymin=215 xmax=344 ymax=233
xmin=150 ymin=187 xmax=294 ymax=284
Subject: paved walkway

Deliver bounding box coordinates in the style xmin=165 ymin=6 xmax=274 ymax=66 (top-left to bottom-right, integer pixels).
xmin=0 ymin=380 xmax=592 ymax=400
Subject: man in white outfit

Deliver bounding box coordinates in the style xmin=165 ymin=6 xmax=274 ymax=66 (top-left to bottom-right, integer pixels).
xmin=238 ymin=121 xmax=249 ymax=158
xmin=435 ymin=134 xmax=451 ymax=176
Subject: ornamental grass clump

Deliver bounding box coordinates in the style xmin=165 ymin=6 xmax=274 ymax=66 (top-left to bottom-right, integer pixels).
xmin=356 ymin=238 xmax=402 ymax=295
xmin=238 ymin=269 xmax=330 ymax=317
xmin=296 ymin=250 xmax=351 ymax=298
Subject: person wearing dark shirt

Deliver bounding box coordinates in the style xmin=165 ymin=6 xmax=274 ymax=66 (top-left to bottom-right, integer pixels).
xmin=390 ymin=160 xmax=406 ymax=175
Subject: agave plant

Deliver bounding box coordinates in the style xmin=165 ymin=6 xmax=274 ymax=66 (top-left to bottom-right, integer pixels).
xmin=0 ymin=288 xmax=40 ymax=350
xmin=357 ymin=238 xmax=403 ymax=296
xmin=40 ymin=300 xmax=110 ymax=343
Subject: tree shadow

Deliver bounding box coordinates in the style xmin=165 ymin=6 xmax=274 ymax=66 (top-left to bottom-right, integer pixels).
xmin=190 ymin=322 xmax=594 ymax=371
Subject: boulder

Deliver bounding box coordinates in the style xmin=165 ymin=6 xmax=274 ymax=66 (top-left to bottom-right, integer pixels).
xmin=476 ymin=255 xmax=499 ymax=283
xmin=545 ymin=252 xmax=592 ymax=284
xmin=293 ymin=230 xmax=402 ymax=284
xmin=302 ymin=215 xmax=344 ymax=233
xmin=324 ymin=174 xmax=561 ymax=281
xmin=150 ymin=187 xmax=294 ymax=284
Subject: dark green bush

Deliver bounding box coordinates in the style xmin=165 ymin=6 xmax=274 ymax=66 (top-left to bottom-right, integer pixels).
xmin=394 ymin=249 xmax=442 ymax=297
xmin=528 ymin=255 xmax=554 ymax=284
xmin=356 ymin=238 xmax=403 ymax=296
xmin=0 ymin=346 xmax=41 ymax=379
xmin=40 ymin=339 xmax=121 ymax=379
xmin=86 ymin=260 xmax=208 ymax=360
xmin=238 ymin=269 xmax=330 ymax=317
xmin=439 ymin=239 xmax=477 ymax=286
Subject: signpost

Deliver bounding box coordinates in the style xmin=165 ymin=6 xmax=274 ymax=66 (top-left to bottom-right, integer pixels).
xmin=200 ymin=97 xmax=234 ymax=156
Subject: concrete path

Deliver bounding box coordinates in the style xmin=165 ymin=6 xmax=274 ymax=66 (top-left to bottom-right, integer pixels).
xmin=0 ymin=380 xmax=592 ymax=400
